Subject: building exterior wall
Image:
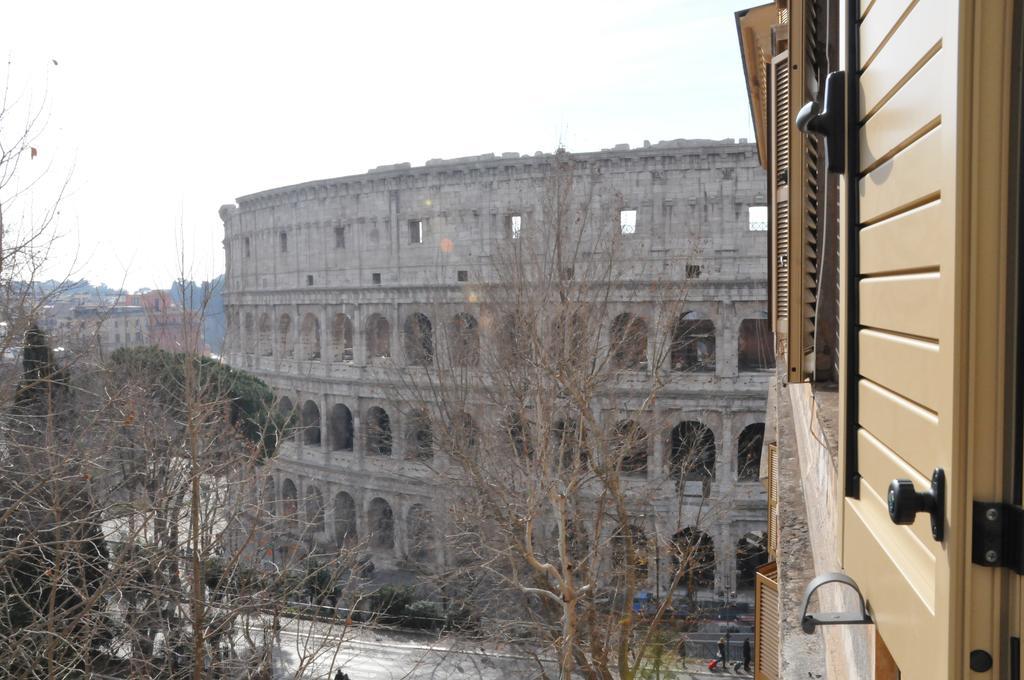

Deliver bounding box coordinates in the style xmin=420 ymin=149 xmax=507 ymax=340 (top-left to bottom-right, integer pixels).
xmin=58 ymin=305 xmax=150 ymax=352
xmin=739 ymin=0 xmax=1021 ymax=677
xmin=221 ymin=140 xmax=772 ymax=593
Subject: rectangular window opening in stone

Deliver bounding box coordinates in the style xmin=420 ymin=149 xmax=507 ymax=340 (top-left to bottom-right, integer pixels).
xmin=508 ymin=214 xmax=522 ymax=239
xmin=748 ymin=205 xmax=768 ymax=231
xmin=409 ymin=219 xmax=423 ymax=244
xmin=335 ymin=226 xmax=346 ymax=249
xmin=279 ymin=231 xmax=288 ymax=252
xmin=244 ymin=236 xmax=251 ymax=258
xmin=620 ymin=209 xmax=637 ymax=235
xmin=372 ymin=272 xmax=381 ymax=285
xmin=457 ymin=270 xmax=468 ymax=282
xmin=686 ymin=264 xmax=701 ymax=279
xmin=306 ymin=274 xmax=314 ymax=287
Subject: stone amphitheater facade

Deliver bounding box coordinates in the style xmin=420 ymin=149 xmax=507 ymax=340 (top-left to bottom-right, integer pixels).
xmin=220 ymin=139 xmax=771 ymax=596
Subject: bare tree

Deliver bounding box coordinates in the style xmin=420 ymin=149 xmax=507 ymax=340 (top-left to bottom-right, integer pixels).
xmin=389 ymin=151 xmax=744 ymax=679
xmin=0 ymin=77 xmax=368 ymax=679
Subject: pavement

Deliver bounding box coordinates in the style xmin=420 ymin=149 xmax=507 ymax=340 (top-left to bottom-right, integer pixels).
xmin=270 ymin=618 xmax=555 ymax=679
xmin=266 ymin=616 xmax=756 ymax=679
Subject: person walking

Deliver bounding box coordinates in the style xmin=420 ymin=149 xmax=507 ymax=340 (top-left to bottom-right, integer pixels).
xmin=717 ymin=637 xmax=726 ymax=671
xmin=743 ymin=638 xmax=752 ymax=672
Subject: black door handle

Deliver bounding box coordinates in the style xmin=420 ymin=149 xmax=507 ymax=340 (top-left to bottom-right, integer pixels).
xmin=887 ymin=468 xmax=945 ymax=542
xmin=796 ymin=70 xmax=846 ymax=174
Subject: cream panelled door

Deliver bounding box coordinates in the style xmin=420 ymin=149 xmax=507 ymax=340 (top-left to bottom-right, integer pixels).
xmin=840 ymin=0 xmax=961 ymax=677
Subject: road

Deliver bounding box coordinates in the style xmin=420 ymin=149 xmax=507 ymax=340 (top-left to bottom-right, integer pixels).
xmin=268 ymin=616 xmax=556 ymax=679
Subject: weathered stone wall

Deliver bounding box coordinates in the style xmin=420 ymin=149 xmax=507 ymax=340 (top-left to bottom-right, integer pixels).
xmin=220 ymin=139 xmax=771 ymax=594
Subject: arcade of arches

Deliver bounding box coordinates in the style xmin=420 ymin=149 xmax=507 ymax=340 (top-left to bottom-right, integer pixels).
xmin=231 ymin=308 xmax=774 ymax=375
xmin=272 ymin=396 xmax=765 ymax=486
xmin=267 ymin=472 xmax=767 ymax=590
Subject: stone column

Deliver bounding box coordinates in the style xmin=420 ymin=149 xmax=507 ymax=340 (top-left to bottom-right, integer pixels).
xmin=717 ymin=414 xmax=734 ymax=489
xmin=713 ymin=524 xmax=730 ymax=595
xmin=651 ymin=412 xmax=665 ymax=483
xmin=391 ymin=409 xmax=403 ymax=461
xmin=271 ymin=305 xmax=280 ymax=366
xmin=318 ymin=304 xmax=328 ymax=370
xmin=353 ymin=306 xmax=366 ymax=366
xmin=323 ymin=483 xmax=336 ymax=548
xmin=320 ymin=393 xmax=329 ymax=453
xmin=720 ymin=302 xmax=738 ymax=378
xmin=295 ymin=393 xmax=304 ymax=456
xmin=232 ymin=306 xmax=241 ymax=359
xmin=391 ymin=303 xmax=400 ymax=362
xmin=291 ymin=303 xmax=300 ymax=359
xmin=721 ymin=523 xmax=737 ymax=596
xmin=393 ymin=499 xmax=406 ymax=561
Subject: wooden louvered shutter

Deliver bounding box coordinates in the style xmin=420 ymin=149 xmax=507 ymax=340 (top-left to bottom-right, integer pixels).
xmin=778 ymin=0 xmax=826 ymax=382
xmin=840 ymin=0 xmax=965 ymax=677
xmin=754 ymin=562 xmax=779 ymax=680
xmin=768 ymin=51 xmax=790 ymax=337
xmin=766 ymin=443 xmax=779 ymax=558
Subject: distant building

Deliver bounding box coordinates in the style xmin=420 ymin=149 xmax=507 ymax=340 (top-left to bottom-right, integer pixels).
xmin=46 ymin=290 xmax=203 ymax=356
xmin=62 ymin=304 xmax=149 ymax=354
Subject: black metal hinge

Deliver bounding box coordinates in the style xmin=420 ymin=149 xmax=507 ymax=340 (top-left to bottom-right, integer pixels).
xmin=973 ymin=501 xmax=1024 ymax=573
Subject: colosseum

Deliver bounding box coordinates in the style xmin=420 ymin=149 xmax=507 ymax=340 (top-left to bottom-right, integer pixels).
xmin=220 ymin=138 xmax=771 ymax=600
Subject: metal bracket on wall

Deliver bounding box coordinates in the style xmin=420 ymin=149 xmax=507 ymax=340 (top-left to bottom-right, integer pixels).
xmin=972 ymin=501 xmax=1024 ymax=573
xmin=799 ymin=572 xmax=873 ymax=634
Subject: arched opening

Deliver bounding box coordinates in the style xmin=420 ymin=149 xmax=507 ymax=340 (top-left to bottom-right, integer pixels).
xmin=330 ymin=403 xmax=354 ymax=451
xmin=670 ymin=421 xmax=716 ymax=482
xmin=554 ymin=418 xmax=589 ymax=468
xmin=407 ymin=504 xmax=436 ymax=563
xmin=261 ymin=477 xmax=276 ymax=526
xmin=278 ymin=313 xmax=293 ymax=358
xmin=367 ymin=497 xmax=395 ymax=550
xmin=736 ymin=532 xmax=768 ymax=589
xmin=258 ymin=313 xmax=272 ymax=356
xmin=498 ymin=312 xmax=532 ymax=365
xmin=301 ymin=400 xmax=321 ymax=446
xmin=611 ymin=522 xmax=649 ymax=580
xmin=550 ymin=309 xmax=589 ymax=369
xmin=449 ymin=313 xmax=480 ymax=367
xmin=671 ymin=316 xmax=716 ymax=372
xmin=277 ymin=397 xmax=296 ymax=442
xmin=281 ymin=479 xmax=298 ymax=532
xmin=610 ymin=313 xmax=648 ymax=370
xmin=614 ymin=420 xmax=649 ymax=475
xmin=306 ymin=486 xmax=325 ymax=533
xmin=564 ymin=519 xmax=590 ymax=563
xmin=738 ymin=318 xmax=774 ymax=371
xmin=405 ymin=409 xmax=434 ymax=461
xmin=366 ymin=314 xmax=391 ymax=359
xmin=334 ymin=491 xmax=358 ymax=547
xmin=332 ymin=313 xmax=354 ymax=362
xmin=300 ymin=312 xmax=321 ymax=360
xmin=448 ymin=412 xmax=479 ymax=458
xmin=502 ymin=412 xmax=533 ymax=459
xmin=672 ymin=528 xmax=715 ymax=591
xmin=737 ymin=423 xmax=765 ymax=481
xmin=366 ymin=406 xmax=392 ymax=456
xmin=243 ymin=312 xmax=255 ymax=353
xmin=403 ymin=313 xmax=434 ymax=366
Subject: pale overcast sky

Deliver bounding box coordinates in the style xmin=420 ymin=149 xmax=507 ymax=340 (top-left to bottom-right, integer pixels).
xmin=2 ymin=0 xmax=758 ymax=291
